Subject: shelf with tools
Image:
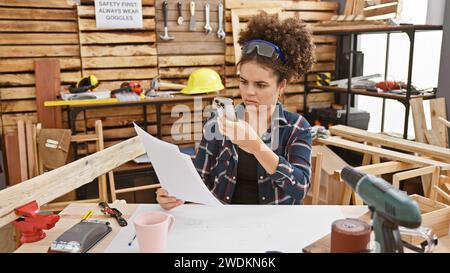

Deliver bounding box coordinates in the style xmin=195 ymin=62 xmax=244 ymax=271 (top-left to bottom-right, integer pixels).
xmin=305 ymin=24 xmax=443 ymax=139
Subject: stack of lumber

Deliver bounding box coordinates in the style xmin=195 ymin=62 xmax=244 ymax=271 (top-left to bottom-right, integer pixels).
xmin=155 ymin=0 xmax=225 ymax=87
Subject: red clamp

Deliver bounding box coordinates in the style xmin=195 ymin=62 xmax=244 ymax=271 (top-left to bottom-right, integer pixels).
xmin=11 ymin=201 xmax=60 ymax=244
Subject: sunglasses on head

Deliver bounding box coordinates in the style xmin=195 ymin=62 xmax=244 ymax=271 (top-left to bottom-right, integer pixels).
xmin=242 ymin=39 xmax=286 ymax=64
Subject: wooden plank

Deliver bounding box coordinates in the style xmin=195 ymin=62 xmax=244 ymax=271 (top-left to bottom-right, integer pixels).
xmin=353 ymin=0 xmax=365 ymax=15
xmin=329 ymin=125 xmax=450 ymax=161
xmin=80 ymin=45 xmax=157 ymax=57
xmin=82 ymin=56 xmax=157 ymax=69
xmin=77 ymin=5 xmax=155 ymax=18
xmin=231 ymin=9 xmax=242 ymax=66
xmin=0 ymin=46 xmax=80 ymax=58
xmin=344 ymin=0 xmax=355 ymax=15
xmin=157 ymin=42 xmax=225 ymax=55
xmin=1 ymin=113 xmax=37 ymax=127
xmin=80 ymin=0 xmax=155 ymax=5
xmin=156 ymin=21 xmax=219 ymax=33
xmin=158 ymin=55 xmax=224 ymax=67
xmin=438 ymin=117 xmax=450 ymax=129
xmin=83 ymin=68 xmax=158 ymax=81
xmin=159 ymin=66 xmax=223 ymax=79
xmin=0 ymin=33 xmax=79 ymax=45
xmin=35 ymin=59 xmax=62 ymax=128
xmin=61 ymin=71 xmax=82 ymax=83
xmin=0 ymin=0 xmax=73 ymax=8
xmin=225 ymin=0 xmax=339 ymax=11
xmin=365 ymin=0 xmax=399 ymax=7
xmin=25 ymin=120 xmax=36 ymax=178
xmin=78 ymin=19 xmax=155 ymax=31
xmin=355 ymin=161 xmax=417 ymax=176
xmin=80 ymin=32 xmax=156 ymax=44
xmin=0 ymin=137 xmax=145 ymax=228
xmin=0 ymin=58 xmax=80 ymax=73
xmin=0 ymin=73 xmax=35 ymax=86
xmin=364 ymin=4 xmax=398 ymax=18
xmin=4 ymin=132 xmax=21 ymax=186
xmin=0 ymin=7 xmax=75 ymax=20
xmin=430 ymin=98 xmax=448 ymax=147
xmin=0 ymin=87 xmax=35 ymax=100
xmin=157 ymin=32 xmax=225 ymax=43
xmin=0 ymin=20 xmax=77 ymax=32
xmin=318 ymin=137 xmax=450 ymax=170
xmin=1 ymin=100 xmax=37 ymax=113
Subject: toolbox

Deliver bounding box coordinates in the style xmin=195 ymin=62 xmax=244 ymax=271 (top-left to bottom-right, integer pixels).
xmin=309 ymin=107 xmax=370 ymax=130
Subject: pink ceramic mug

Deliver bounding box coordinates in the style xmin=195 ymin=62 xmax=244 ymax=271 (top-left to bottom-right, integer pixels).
xmin=133 ymin=211 xmax=175 ymax=253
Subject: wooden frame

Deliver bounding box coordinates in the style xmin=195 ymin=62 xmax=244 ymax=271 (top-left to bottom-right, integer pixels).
xmin=411 ymin=98 xmax=449 ymax=148
xmin=317 ymin=137 xmax=450 ymax=170
xmin=392 ymin=166 xmax=438 ymax=197
xmin=338 ymin=161 xmax=416 ymax=206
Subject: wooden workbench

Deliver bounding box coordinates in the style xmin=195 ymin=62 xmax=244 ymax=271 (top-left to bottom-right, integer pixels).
xmin=14 ymin=203 xmax=450 ymax=253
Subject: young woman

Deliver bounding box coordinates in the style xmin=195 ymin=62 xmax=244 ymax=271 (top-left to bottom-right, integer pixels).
xmin=157 ymin=12 xmax=315 ymax=209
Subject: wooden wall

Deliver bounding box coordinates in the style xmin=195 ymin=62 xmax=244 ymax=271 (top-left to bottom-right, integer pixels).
xmin=0 ymin=0 xmax=81 ymax=135
xmin=0 ymin=0 xmax=345 ymax=184
xmin=223 ymin=0 xmax=338 ymax=113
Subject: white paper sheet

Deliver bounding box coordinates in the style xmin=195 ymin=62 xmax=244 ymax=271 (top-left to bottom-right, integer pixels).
xmin=134 ymin=124 xmax=222 ymax=206
xmin=104 ymin=204 xmax=352 ymax=253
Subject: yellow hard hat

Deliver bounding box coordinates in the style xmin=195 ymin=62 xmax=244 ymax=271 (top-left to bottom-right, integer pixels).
xmin=181 ymin=68 xmax=224 ymax=95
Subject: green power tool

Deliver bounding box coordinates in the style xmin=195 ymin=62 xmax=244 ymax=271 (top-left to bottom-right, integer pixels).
xmin=341 ymin=166 xmax=422 ymax=253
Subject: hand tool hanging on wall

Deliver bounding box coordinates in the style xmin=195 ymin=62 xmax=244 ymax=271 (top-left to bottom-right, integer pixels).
xmin=159 ymin=0 xmax=174 ymax=41
xmin=110 ymin=81 xmax=143 ymax=101
xmin=189 ymin=1 xmax=196 ymax=31
xmin=11 ymin=201 xmax=60 ymax=243
xmin=217 ymin=1 xmax=225 ymax=40
xmin=204 ymin=2 xmax=212 ymax=34
xmin=177 ymin=0 xmax=184 ymax=25
xmin=99 ymin=202 xmax=128 ymax=227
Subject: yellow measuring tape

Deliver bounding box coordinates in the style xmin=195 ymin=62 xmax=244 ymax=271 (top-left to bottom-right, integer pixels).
xmin=44 ymin=98 xmax=119 ymax=107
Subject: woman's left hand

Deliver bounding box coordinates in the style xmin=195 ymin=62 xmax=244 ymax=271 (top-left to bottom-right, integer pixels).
xmin=217 ymin=117 xmax=261 ymax=154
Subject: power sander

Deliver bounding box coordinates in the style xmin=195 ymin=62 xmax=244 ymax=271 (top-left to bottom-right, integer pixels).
xmin=341 ymin=166 xmax=422 ymax=253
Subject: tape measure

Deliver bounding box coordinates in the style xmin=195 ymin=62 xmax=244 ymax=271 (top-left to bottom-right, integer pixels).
xmin=316 ymin=73 xmax=331 ymax=86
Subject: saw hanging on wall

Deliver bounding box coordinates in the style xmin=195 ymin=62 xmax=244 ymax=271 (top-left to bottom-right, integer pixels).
xmin=68 ymin=75 xmax=99 ymax=94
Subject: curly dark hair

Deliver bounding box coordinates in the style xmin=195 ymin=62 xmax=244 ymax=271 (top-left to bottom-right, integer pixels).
xmin=238 ymin=11 xmax=315 ymax=83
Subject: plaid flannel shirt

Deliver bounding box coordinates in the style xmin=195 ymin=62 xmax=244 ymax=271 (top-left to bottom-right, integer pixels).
xmin=194 ymin=103 xmax=312 ymax=205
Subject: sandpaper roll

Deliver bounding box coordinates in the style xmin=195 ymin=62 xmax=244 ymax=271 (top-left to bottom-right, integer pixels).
xmin=330 ymin=218 xmax=371 ymax=253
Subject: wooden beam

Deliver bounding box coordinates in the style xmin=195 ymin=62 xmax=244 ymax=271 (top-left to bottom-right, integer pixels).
xmin=438 ymin=116 xmax=450 ymax=129
xmin=0 ymin=136 xmax=145 ymax=228
xmin=158 ymin=55 xmax=224 ymax=67
xmin=329 ymin=125 xmax=450 ymax=161
xmin=224 ymin=0 xmax=339 ymax=11
xmin=317 ymin=137 xmax=450 ymax=170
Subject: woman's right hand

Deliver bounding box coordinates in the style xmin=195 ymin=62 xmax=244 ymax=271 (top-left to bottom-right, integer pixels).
xmin=156 ymin=188 xmax=184 ymax=210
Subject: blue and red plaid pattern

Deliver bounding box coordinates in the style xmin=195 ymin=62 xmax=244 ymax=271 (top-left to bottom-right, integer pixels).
xmin=194 ymin=103 xmax=312 ymax=205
